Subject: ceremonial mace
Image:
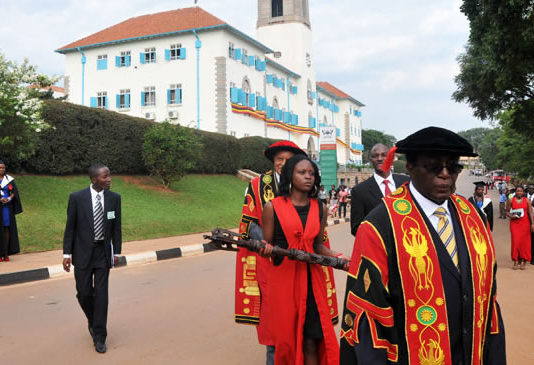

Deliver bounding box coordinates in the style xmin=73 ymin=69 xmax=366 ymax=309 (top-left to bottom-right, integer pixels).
xmin=204 ymin=225 xmax=349 ymax=270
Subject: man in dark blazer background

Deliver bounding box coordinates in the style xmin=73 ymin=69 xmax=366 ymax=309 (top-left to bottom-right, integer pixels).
xmin=62 ymin=164 xmax=121 ymax=353
xmin=350 ymin=144 xmax=409 ymax=236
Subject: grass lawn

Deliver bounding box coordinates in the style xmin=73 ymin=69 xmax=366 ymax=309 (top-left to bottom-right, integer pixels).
xmin=14 ymin=174 xmax=247 ymax=253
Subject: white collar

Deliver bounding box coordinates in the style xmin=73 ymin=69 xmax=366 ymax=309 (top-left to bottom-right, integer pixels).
xmin=374 ymin=172 xmax=393 ymax=186
xmin=409 ymin=181 xmax=450 ymax=219
xmin=0 ymin=175 xmax=14 ymax=189
xmin=90 ymin=185 xmax=104 ymax=198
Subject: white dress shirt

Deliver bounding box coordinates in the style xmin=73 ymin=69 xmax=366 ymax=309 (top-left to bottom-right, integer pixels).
xmin=64 ymin=185 xmax=118 ymax=259
xmin=373 ymin=173 xmax=396 ymax=197
xmin=409 ymin=182 xmax=454 ymax=237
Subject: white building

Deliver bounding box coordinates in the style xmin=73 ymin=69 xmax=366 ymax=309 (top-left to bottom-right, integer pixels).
xmin=56 ymin=1 xmax=365 ymax=164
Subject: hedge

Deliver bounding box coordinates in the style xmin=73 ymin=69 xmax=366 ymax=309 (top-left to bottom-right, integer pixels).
xmin=238 ymin=136 xmax=279 ymax=173
xmin=26 ymin=100 xmax=152 ymax=174
xmin=191 ymin=129 xmax=241 ymax=174
xmin=15 ymin=100 xmax=284 ymax=175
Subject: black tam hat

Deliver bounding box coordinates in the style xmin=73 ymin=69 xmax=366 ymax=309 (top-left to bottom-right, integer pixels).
xmin=473 ymin=181 xmax=486 ymax=187
xmin=396 ymin=126 xmax=477 ymax=157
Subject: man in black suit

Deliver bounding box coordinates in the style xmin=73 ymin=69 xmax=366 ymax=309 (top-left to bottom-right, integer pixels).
xmin=350 ymin=143 xmax=409 ymax=236
xmin=62 ymin=164 xmax=122 ymax=353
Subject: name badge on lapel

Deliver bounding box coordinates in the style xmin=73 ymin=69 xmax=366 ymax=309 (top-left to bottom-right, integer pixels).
xmin=107 ymin=211 xmax=116 ymax=219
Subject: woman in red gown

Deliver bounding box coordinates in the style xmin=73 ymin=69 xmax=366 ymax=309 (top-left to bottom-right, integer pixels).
xmin=506 ymin=186 xmax=534 ymax=269
xmin=261 ymin=155 xmax=349 ymax=365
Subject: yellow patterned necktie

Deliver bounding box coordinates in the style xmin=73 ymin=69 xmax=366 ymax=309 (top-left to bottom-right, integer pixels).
xmin=433 ymin=207 xmax=459 ymax=269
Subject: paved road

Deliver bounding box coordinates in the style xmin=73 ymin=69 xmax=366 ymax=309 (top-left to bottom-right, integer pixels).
xmin=1 ymin=172 xmax=532 ymax=364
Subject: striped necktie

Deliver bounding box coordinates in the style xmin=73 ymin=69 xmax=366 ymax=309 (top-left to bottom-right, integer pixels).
xmin=433 ymin=207 xmax=458 ymax=268
xmin=94 ymin=194 xmax=104 ymax=241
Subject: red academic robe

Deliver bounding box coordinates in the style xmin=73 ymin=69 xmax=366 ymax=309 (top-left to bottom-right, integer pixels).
xmin=268 ymin=197 xmax=339 ymax=365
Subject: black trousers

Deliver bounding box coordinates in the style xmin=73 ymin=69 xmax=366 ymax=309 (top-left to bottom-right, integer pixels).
xmin=74 ymin=244 xmax=110 ymax=342
xmin=338 ymin=202 xmax=347 ymax=218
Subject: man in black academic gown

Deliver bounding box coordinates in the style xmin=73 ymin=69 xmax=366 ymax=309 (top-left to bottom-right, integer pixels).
xmin=340 ymin=127 xmax=506 ymax=365
xmin=350 ymin=144 xmax=409 ymax=236
xmin=469 ymin=181 xmax=494 ymax=231
xmin=62 ymin=164 xmax=121 ymax=353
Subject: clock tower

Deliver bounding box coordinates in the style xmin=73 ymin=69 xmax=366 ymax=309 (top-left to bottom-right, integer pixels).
xmin=257 ymin=0 xmax=317 ymax=152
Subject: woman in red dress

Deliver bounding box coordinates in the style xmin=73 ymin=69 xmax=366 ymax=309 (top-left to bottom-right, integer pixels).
xmin=506 ymin=186 xmax=534 ymax=269
xmin=261 ymin=155 xmax=349 ymax=365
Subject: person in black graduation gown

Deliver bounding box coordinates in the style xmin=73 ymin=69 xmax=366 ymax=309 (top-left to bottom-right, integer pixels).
xmin=340 ymin=127 xmax=506 ymax=365
xmin=469 ymin=181 xmax=494 ymax=231
xmin=350 ymin=144 xmax=409 ymax=236
xmin=62 ymin=164 xmax=122 ymax=354
xmin=0 ymin=161 xmax=23 ymax=262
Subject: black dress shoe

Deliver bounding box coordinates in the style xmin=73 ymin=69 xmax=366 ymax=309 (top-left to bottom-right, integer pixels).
xmin=95 ymin=341 xmax=107 ymax=353
xmin=88 ymin=327 xmax=95 ymax=339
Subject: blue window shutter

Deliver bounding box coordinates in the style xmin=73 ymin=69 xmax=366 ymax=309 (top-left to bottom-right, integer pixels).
xmin=267 ymin=106 xmax=273 ymax=119
xmin=336 ymin=128 xmax=341 ymax=137
xmin=234 ymin=49 xmax=242 ymax=60
xmin=248 ymin=55 xmax=255 ymax=67
xmin=104 ymin=96 xmax=108 ymax=108
xmin=140 ymin=53 xmax=145 ymax=64
xmin=267 ymin=74 xmax=273 ymax=84
xmin=283 ymin=112 xmax=290 ymax=123
xmin=238 ymin=89 xmax=245 ymax=105
xmin=90 ymin=97 xmax=97 ymax=107
xmin=116 ymin=94 xmax=120 ymax=108
xmin=255 ymin=58 xmax=261 ymax=71
xmin=115 ymin=56 xmax=121 ymax=67
xmin=261 ymin=61 xmax=266 ymax=71
xmin=141 ymin=92 xmax=145 ymax=106
xmin=165 ymin=49 xmax=171 ymax=61
xmin=311 ymin=91 xmax=316 ymax=99
xmin=249 ymin=94 xmax=255 ymax=108
xmin=230 ymin=87 xmax=239 ymax=103
xmin=177 ymin=88 xmax=182 ymax=104
xmin=167 ymin=89 xmax=171 ymax=104
xmin=126 ymin=93 xmax=130 ymax=107
xmin=241 ymin=54 xmax=247 ymax=64
xmin=180 ymin=48 xmax=186 ymax=59
xmin=125 ymin=55 xmax=131 ymax=67
xmin=291 ymin=86 xmax=298 ymax=94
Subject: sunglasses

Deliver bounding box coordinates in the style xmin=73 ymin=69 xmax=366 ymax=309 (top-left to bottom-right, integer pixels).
xmin=421 ymin=161 xmax=464 ymax=175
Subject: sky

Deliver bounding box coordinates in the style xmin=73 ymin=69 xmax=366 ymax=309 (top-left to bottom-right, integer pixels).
xmin=0 ymin=0 xmax=490 ymax=140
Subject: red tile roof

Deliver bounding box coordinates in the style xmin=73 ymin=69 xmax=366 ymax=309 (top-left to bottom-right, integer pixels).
xmin=316 ymin=81 xmax=351 ymax=99
xmin=316 ymin=81 xmax=364 ymax=106
xmin=57 ymin=7 xmax=227 ymax=52
xmin=28 ymin=84 xmax=65 ymax=93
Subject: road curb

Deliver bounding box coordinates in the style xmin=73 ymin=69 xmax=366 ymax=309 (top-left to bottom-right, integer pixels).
xmin=0 ymin=218 xmax=350 ymax=287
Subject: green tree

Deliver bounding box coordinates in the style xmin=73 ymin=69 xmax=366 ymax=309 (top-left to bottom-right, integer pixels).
xmin=453 ymin=0 xmax=534 ymax=136
xmin=361 ymin=129 xmax=396 ymax=163
xmin=142 ymin=122 xmax=200 ymax=188
xmin=0 ymin=52 xmax=56 ymax=163
xmin=477 ymin=128 xmax=502 ymax=171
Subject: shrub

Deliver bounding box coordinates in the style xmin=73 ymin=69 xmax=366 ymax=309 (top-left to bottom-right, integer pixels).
xmin=238 ymin=136 xmax=279 ymax=173
xmin=191 ymin=129 xmax=241 ymax=174
xmin=25 ymin=100 xmax=152 ymax=174
xmin=393 ymin=160 xmax=407 ymax=174
xmin=143 ymin=122 xmax=199 ymax=188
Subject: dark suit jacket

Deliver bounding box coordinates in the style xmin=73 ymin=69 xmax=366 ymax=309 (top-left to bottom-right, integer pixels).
xmin=63 ymin=187 xmax=122 ymax=269
xmin=350 ymin=173 xmax=410 ymax=236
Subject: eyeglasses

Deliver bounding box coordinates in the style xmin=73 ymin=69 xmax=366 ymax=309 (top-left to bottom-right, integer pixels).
xmin=421 ymin=161 xmax=463 ymax=175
